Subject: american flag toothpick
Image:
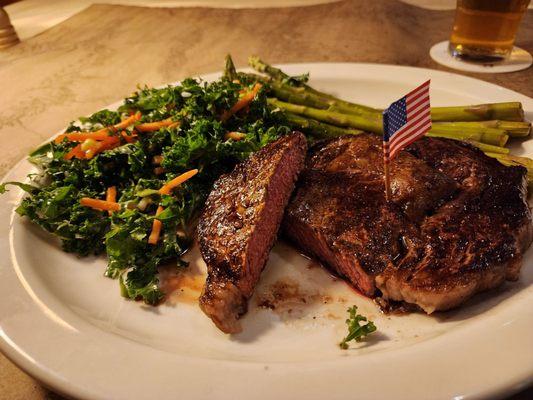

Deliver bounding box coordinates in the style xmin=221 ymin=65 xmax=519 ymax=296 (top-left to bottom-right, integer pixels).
xmin=382 ymin=80 xmax=432 ymax=201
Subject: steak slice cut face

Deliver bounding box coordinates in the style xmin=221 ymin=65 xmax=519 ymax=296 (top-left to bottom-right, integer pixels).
xmin=198 ymin=132 xmax=307 ymax=333
xmin=283 ymin=134 xmax=532 ymax=313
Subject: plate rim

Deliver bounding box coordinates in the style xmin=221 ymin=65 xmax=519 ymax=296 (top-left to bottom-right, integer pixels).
xmin=1 ymin=62 xmax=532 ymax=400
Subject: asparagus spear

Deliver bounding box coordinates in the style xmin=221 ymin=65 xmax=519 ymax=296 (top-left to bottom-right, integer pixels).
xmin=248 ymin=56 xmax=329 ymax=98
xmin=428 ymin=125 xmax=509 ymax=146
xmin=270 ymin=82 xmax=378 ymax=117
xmin=485 ymin=153 xmax=533 ymax=185
xmin=267 ymin=82 xmax=521 ymax=144
xmin=251 ymin=58 xmax=526 ymax=122
xmin=270 ymin=98 xmax=509 ymax=146
xmin=223 ymin=54 xmax=237 ymax=80
xmin=433 ymin=120 xmax=531 ymax=138
xmin=285 ymin=112 xmax=363 ymax=139
xmin=285 ymin=111 xmax=510 ymax=156
xmin=268 ymin=98 xmax=383 ymax=133
xmin=485 ymin=153 xmax=533 ymax=168
xmin=430 ymin=103 xmax=524 ymax=122
xmin=463 ymin=141 xmax=509 ymax=154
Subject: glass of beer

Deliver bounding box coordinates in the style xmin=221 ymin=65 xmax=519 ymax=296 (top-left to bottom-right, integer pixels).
xmin=449 ymin=0 xmax=531 ymax=61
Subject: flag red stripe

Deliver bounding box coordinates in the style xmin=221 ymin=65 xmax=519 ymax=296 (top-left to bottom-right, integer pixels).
xmin=384 ymin=80 xmax=431 ymax=162
xmin=390 ymin=111 xmax=430 ymax=143
xmin=389 ymin=121 xmax=431 ymax=158
xmin=389 ymin=117 xmax=431 ymax=154
xmin=407 ymin=100 xmax=430 ymax=120
xmin=407 ymin=95 xmax=430 ymax=117
xmin=389 ymin=119 xmax=431 ymax=154
xmin=390 ymin=121 xmax=431 ymax=154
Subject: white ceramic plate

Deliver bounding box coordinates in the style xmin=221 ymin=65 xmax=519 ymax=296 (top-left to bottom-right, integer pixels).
xmin=1 ymin=64 xmax=532 ymax=400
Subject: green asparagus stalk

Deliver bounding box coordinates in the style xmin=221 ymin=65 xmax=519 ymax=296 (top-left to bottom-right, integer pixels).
xmin=485 ymin=153 xmax=533 ymax=169
xmin=433 ymin=120 xmax=531 ymax=137
xmin=464 ymin=141 xmax=510 ymax=154
xmin=223 ymin=54 xmax=238 ymax=80
xmin=430 ymin=102 xmax=524 ymax=122
xmin=270 ymin=98 xmax=509 ymax=146
xmin=285 ymin=112 xmax=364 ymax=139
xmin=428 ymin=125 xmax=509 ymax=146
xmin=268 ymin=98 xmax=383 ymax=133
xmin=485 ymin=153 xmax=533 ymax=185
xmin=248 ymin=55 xmax=329 ymax=98
xmin=270 ymin=82 xmax=379 ymax=117
xmin=288 ymin=112 xmax=508 ymax=153
xmin=251 ymin=58 xmax=526 ymax=123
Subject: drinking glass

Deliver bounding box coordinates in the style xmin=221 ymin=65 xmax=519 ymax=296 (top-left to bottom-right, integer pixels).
xmin=449 ymin=0 xmax=531 ymax=61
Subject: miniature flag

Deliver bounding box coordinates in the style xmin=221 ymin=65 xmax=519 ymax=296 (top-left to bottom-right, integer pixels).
xmin=382 ymin=80 xmax=431 ymax=200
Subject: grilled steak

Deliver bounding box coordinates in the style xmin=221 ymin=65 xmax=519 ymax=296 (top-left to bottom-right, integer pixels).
xmin=198 ymin=132 xmax=307 ymax=333
xmin=284 ymin=134 xmax=532 ymax=313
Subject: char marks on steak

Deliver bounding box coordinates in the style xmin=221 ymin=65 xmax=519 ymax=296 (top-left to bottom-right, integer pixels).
xmin=284 ymin=134 xmax=532 ymax=313
xmin=198 ymin=132 xmax=307 ymax=333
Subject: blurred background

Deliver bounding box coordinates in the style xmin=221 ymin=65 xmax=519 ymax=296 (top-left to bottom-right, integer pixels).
xmin=5 ymin=0 xmax=524 ymax=41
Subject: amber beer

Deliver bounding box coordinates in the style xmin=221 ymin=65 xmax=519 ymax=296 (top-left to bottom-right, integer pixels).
xmin=449 ymin=0 xmax=530 ymax=60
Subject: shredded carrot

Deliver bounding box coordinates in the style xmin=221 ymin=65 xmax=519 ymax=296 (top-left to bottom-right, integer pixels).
xmin=159 ymin=169 xmax=199 ymax=195
xmin=220 ymin=83 xmax=262 ymax=122
xmin=154 ymin=167 xmax=165 ymax=175
xmin=136 ymin=118 xmax=178 ymax=132
xmin=64 ymin=144 xmax=85 ymax=160
xmin=80 ymin=197 xmax=121 ymax=212
xmin=115 ymin=111 xmax=142 ymax=130
xmin=148 ymin=169 xmax=199 ymax=245
xmin=148 ymin=206 xmax=164 ymax=245
xmin=106 ymin=187 xmax=117 ymax=215
xmin=121 ymin=130 xmax=138 ymax=143
xmin=55 ymin=131 xmax=111 ymax=143
xmin=225 ymin=131 xmax=247 ymax=141
xmin=85 ymin=136 xmax=121 ymax=159
xmin=55 ymin=111 xmax=141 ymax=144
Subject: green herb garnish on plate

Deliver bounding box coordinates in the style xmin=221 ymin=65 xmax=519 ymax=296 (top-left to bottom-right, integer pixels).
xmin=339 ymin=306 xmax=377 ymax=350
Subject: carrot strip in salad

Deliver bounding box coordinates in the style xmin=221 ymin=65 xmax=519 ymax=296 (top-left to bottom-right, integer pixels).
xmin=225 ymin=131 xmax=247 ymax=141
xmin=55 ymin=111 xmax=141 ymax=144
xmin=148 ymin=169 xmax=199 ymax=245
xmin=159 ymin=169 xmax=198 ymax=195
xmin=120 ymin=130 xmax=137 ymax=143
xmin=64 ymin=144 xmax=85 ymax=160
xmin=85 ymin=136 xmax=121 ymax=159
xmin=136 ymin=118 xmax=178 ymax=132
xmin=106 ymin=186 xmax=117 ymax=215
xmin=56 ymin=131 xmax=111 ymax=143
xmin=80 ymin=197 xmax=121 ymax=212
xmin=148 ymin=206 xmax=164 ymax=245
xmin=220 ymin=83 xmax=262 ymax=122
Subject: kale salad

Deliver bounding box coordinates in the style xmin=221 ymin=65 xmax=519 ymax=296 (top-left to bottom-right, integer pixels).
xmin=1 ymin=57 xmax=294 ymax=305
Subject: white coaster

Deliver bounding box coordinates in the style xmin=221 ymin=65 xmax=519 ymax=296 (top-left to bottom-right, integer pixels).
xmin=430 ymin=40 xmax=532 ymax=74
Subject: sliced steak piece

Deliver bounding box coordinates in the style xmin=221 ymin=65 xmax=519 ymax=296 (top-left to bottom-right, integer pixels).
xmin=284 ymin=134 xmax=532 ymax=313
xmin=377 ymin=139 xmax=533 ymax=313
xmin=283 ymin=134 xmax=455 ymax=296
xmin=198 ymin=132 xmax=307 ymax=333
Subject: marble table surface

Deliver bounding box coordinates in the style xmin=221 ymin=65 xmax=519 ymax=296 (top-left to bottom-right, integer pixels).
xmin=0 ymin=1 xmax=531 ymax=398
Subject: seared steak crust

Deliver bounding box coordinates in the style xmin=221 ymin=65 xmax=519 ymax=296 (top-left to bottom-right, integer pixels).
xmin=284 ymin=134 xmax=532 ymax=313
xmin=198 ymin=132 xmax=307 ymax=333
